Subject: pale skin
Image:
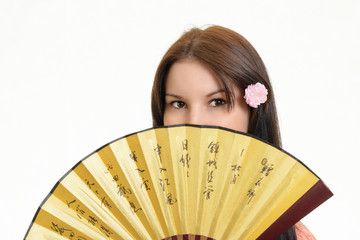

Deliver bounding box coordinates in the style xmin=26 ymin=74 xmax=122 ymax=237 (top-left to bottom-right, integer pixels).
xmin=164 ymin=58 xmax=250 ymax=132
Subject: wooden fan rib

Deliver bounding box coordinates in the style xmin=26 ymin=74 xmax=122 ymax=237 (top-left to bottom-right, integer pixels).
xmin=257 ymin=179 xmax=333 ymax=240
xmin=162 ymin=234 xmax=216 ymax=240
xmin=184 ymin=126 xmax=204 ymax=235
xmin=61 ymin=166 xmax=142 ymax=239
xmin=199 ymin=128 xmax=221 ymax=236
xmin=190 ymin=127 xmax=213 ymax=234
xmin=166 ymin=126 xmax=192 ymax=235
xmin=26 ymin=216 xmax=90 ymax=240
xmin=80 ymin=150 xmax=154 ymax=239
xmin=26 ymin=163 xmax=137 ymax=239
xmin=154 ymin=127 xmax=183 ymax=235
xmin=207 ymin=129 xmax=248 ymax=239
xmin=53 ymin=182 xmax=135 ymax=240
xmin=217 ymin=136 xmax=270 ymax=239
xmin=240 ymin=157 xmax=319 ymax=239
xmin=212 ymin=137 xmax=314 ymax=239
xmin=108 ymin=136 xmax=166 ymax=239
xmin=206 ymin=130 xmax=252 ymax=238
xmin=26 ymin=156 xmax=143 ymax=239
xmin=134 ymin=128 xmax=181 ymax=237
xmin=35 ymin=198 xmax=109 ymax=240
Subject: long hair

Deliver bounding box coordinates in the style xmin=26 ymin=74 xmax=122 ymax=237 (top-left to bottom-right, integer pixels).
xmin=151 ymin=25 xmax=296 ymax=239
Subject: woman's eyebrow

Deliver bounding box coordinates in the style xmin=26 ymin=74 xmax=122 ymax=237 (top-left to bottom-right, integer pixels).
xmin=206 ymin=89 xmax=225 ymax=97
xmin=165 ymin=93 xmax=182 ymax=99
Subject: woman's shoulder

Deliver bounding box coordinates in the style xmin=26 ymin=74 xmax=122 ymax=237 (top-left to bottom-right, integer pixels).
xmin=295 ymin=222 xmax=316 ymax=240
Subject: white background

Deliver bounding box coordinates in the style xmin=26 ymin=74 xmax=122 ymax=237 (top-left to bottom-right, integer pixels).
xmin=1 ymin=0 xmax=359 ymax=239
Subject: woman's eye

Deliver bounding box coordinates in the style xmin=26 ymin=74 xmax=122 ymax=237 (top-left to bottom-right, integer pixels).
xmin=171 ymin=101 xmax=187 ymax=109
xmin=210 ymin=99 xmax=226 ymax=107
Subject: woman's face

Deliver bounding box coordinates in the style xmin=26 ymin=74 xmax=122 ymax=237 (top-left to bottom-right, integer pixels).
xmin=164 ymin=59 xmax=250 ymax=132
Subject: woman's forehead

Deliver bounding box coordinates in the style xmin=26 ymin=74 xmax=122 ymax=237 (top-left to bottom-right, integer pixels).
xmin=166 ymin=60 xmax=223 ymax=93
xmin=167 ymin=59 xmax=243 ymax=98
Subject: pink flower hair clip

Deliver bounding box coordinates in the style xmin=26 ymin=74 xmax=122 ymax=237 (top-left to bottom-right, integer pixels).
xmin=244 ymin=82 xmax=268 ymax=108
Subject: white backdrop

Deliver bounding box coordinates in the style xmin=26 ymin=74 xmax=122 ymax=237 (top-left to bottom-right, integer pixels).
xmin=1 ymin=0 xmax=359 ymax=239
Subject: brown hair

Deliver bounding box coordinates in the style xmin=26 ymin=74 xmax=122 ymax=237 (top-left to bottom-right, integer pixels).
xmin=151 ymin=25 xmax=281 ymax=147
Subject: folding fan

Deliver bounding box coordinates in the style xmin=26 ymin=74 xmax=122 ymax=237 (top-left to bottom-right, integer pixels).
xmin=24 ymin=125 xmax=333 ymax=240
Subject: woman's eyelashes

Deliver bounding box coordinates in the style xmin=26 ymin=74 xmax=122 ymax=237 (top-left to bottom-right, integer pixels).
xmin=170 ymin=99 xmax=227 ymax=109
xmin=209 ymin=98 xmax=227 ymax=107
xmin=170 ymin=101 xmax=187 ymax=109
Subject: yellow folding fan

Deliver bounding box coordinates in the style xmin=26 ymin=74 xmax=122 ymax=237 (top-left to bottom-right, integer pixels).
xmin=24 ymin=125 xmax=333 ymax=240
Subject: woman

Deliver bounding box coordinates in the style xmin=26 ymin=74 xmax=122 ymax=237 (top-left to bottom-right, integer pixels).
xmin=151 ymin=25 xmax=315 ymax=239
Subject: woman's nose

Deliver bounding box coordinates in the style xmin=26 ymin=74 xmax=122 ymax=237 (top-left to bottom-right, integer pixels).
xmin=187 ymin=108 xmax=208 ymax=125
